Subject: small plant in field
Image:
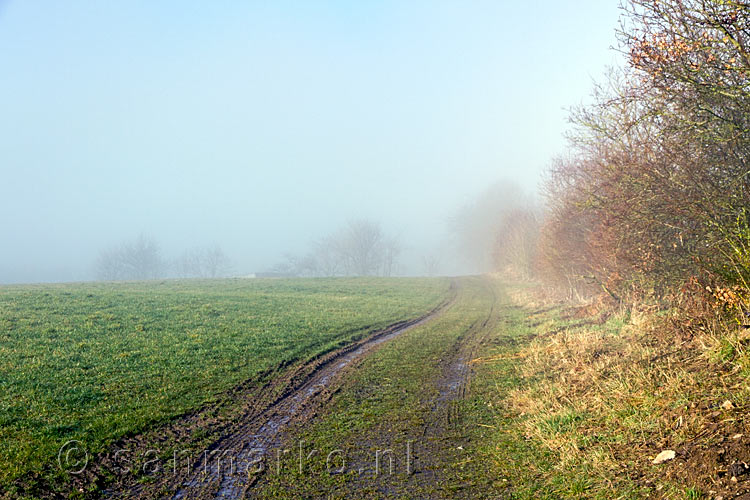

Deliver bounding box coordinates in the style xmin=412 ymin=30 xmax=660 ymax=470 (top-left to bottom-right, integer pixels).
xmin=684 ymin=486 xmax=704 ymax=499
xmin=718 ymin=338 xmax=737 ymax=363
xmin=542 ymin=411 xmax=584 ymax=435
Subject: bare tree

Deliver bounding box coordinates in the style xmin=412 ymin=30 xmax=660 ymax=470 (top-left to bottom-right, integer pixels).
xmin=96 ymin=234 xmax=165 ymax=281
xmin=201 ymin=245 xmax=232 ymax=278
xmin=175 ymin=245 xmax=232 ymax=278
xmin=450 ymin=181 xmax=530 ymax=273
xmin=313 ymin=236 xmax=342 ymax=276
xmin=493 ymin=207 xmax=540 ymax=280
xmin=338 ymin=219 xmax=385 ymax=276
xmin=422 ymin=254 xmax=441 ymax=277
xmin=277 ymin=219 xmax=401 ymax=277
xmin=381 ymin=236 xmax=401 ymax=277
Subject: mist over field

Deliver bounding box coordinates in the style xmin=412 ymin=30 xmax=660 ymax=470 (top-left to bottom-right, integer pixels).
xmin=8 ymin=1 xmax=750 ymax=498
xmin=0 ymin=1 xmax=620 ymax=283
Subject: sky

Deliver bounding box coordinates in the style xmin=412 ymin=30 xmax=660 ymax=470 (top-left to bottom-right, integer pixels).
xmin=0 ymin=1 xmax=623 ymax=283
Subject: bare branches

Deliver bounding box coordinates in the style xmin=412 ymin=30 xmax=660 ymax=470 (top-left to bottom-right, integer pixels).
xmin=274 ymin=219 xmax=401 ymax=278
xmin=537 ymin=1 xmax=750 ymax=302
xmin=96 ymin=235 xmax=165 ymax=281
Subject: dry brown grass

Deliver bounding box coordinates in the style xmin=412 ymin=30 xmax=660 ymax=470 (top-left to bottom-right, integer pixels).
xmin=500 ymin=286 xmax=750 ymax=498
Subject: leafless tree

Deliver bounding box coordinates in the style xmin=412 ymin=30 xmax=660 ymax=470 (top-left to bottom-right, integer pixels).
xmin=338 ymin=219 xmax=386 ymax=276
xmin=450 ymin=181 xmax=530 ymax=273
xmin=201 ymin=245 xmax=232 ymax=278
xmin=380 ymin=236 xmax=401 ymax=277
xmin=96 ymin=234 xmax=165 ymax=281
xmin=277 ymin=219 xmax=400 ymax=277
xmin=493 ymin=207 xmax=540 ymax=280
xmin=313 ymin=236 xmax=342 ymax=276
xmin=175 ymin=245 xmax=232 ymax=278
xmin=422 ymin=254 xmax=441 ymax=277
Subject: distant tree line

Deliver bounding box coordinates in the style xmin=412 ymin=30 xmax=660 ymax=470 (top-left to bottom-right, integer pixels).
xmin=274 ymin=219 xmax=401 ymax=277
xmin=95 ymin=235 xmax=231 ymax=281
xmin=490 ymin=1 xmax=750 ymax=312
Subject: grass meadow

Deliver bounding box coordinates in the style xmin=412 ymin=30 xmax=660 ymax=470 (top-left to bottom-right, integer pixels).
xmin=0 ymin=277 xmax=449 ymax=495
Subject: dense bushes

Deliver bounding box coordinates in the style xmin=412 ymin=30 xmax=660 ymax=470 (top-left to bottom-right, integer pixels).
xmin=499 ymin=1 xmax=750 ymax=307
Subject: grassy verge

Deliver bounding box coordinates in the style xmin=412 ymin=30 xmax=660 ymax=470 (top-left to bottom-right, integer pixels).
xmin=257 ymin=279 xmax=750 ymax=498
xmin=0 ymin=277 xmax=449 ymax=497
xmin=468 ymin=284 xmax=750 ymax=499
xmin=462 ymin=287 xmax=646 ymax=498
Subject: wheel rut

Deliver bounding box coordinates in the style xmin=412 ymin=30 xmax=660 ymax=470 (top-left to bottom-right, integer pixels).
xmin=309 ymin=277 xmax=501 ymax=499
xmin=107 ymin=283 xmax=457 ymax=499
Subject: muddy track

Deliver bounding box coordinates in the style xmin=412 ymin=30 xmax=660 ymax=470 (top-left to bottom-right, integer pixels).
xmin=106 ymin=282 xmax=457 ymax=499
xmin=418 ymin=280 xmax=500 ymax=476
xmin=323 ymin=278 xmax=501 ymax=498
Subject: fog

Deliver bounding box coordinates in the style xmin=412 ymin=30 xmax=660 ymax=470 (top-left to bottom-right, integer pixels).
xmin=0 ymin=1 xmax=621 ymax=283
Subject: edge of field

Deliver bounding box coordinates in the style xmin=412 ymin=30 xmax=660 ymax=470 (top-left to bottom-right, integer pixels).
xmin=254 ymin=279 xmax=750 ymax=499
xmin=1 ymin=278 xmax=452 ymax=500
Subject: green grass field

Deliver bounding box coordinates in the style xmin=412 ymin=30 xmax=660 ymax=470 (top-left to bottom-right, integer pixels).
xmin=5 ymin=277 xmax=718 ymax=499
xmin=0 ymin=277 xmax=449 ymax=495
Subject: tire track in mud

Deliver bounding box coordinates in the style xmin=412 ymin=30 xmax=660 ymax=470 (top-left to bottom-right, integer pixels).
xmin=109 ymin=283 xmax=457 ymax=499
xmin=415 ymin=279 xmax=500 ymax=488
xmin=323 ymin=278 xmax=502 ymax=498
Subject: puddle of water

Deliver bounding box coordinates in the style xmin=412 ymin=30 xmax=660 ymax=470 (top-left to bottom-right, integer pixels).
xmin=437 ymin=355 xmax=468 ymax=402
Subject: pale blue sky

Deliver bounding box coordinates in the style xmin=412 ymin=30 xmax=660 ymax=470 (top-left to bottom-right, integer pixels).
xmin=0 ymin=1 xmax=622 ymax=282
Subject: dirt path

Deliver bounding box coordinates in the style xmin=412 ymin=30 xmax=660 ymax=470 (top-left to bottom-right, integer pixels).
xmin=375 ymin=278 xmax=502 ymax=497
xmin=371 ymin=281 xmax=500 ymax=495
xmin=250 ymin=276 xmax=503 ymax=499
xmin=105 ymin=283 xmax=457 ymax=499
